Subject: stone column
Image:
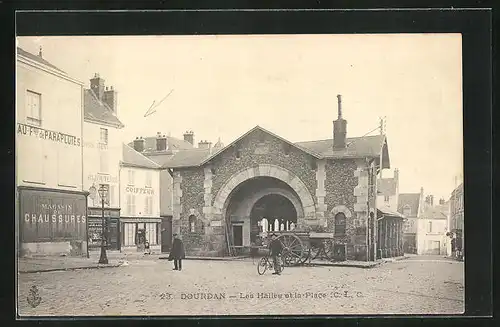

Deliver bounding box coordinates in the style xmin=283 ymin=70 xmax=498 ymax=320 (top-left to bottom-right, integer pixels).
xmin=203 ymin=165 xmax=214 ymax=225
xmin=315 ymin=159 xmax=327 ymax=227
xmin=172 ymin=171 xmax=183 ymax=234
xmin=353 ymin=162 xmax=369 ymax=240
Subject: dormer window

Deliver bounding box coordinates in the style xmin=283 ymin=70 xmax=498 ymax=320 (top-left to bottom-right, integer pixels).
xmin=402 ymin=205 xmax=411 ymax=216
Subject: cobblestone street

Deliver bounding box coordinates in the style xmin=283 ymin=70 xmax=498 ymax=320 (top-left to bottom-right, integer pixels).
xmin=18 ymin=255 xmax=464 ymax=316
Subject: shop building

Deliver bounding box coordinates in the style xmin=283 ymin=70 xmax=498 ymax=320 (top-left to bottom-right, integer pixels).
xmin=154 ymin=96 xmax=393 ymax=261
xmin=119 ymin=144 xmax=162 ymax=253
xmin=82 ymin=73 xmax=124 ymax=251
xmin=16 ymin=47 xmax=88 ymax=256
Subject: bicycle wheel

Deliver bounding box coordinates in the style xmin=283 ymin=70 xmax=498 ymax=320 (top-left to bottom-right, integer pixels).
xmin=278 ymin=256 xmax=285 ymax=273
xmin=257 ymin=257 xmax=268 ymax=275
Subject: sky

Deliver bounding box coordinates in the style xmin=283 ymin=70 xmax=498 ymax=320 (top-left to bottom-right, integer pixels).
xmin=16 ymin=34 xmax=463 ymax=200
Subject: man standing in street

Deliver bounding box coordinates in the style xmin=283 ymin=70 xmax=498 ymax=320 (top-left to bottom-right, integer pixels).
xmin=168 ymin=233 xmax=185 ymax=271
xmin=269 ymin=233 xmax=284 ymax=275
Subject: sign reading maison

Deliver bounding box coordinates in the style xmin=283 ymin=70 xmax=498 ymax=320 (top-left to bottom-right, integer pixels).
xmin=17 ymin=123 xmax=81 ymax=147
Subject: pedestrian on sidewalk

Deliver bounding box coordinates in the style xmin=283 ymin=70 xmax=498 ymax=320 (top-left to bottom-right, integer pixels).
xmin=168 ymin=233 xmax=185 ymax=271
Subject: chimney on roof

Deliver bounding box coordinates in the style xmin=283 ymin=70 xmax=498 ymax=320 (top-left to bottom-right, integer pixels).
xmin=333 ymin=94 xmax=347 ymax=149
xmin=90 ymin=73 xmax=105 ymax=100
xmin=133 ymin=137 xmax=145 ymax=152
xmin=198 ymin=140 xmax=212 ymax=150
xmin=156 ymin=133 xmax=167 ymax=151
xmin=183 ymin=130 xmax=194 ymax=145
xmin=439 ymin=198 xmax=445 ymax=205
xmin=103 ymin=85 xmax=118 ymax=115
xmin=38 ymin=46 xmax=43 ymax=58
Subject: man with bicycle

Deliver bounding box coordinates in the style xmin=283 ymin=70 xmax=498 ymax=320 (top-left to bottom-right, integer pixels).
xmin=269 ymin=233 xmax=284 ymax=275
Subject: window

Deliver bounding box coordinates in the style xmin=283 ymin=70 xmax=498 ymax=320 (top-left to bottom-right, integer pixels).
xmin=99 ymin=151 xmax=108 ymax=173
xmin=334 ymin=213 xmax=346 ymax=236
xmin=384 ymin=195 xmax=390 ymax=202
xmin=26 ymin=90 xmax=41 ymax=126
xmin=145 ymin=223 xmax=157 ymax=245
xmin=189 ymin=215 xmax=196 ymax=232
xmin=100 ymin=128 xmax=108 ymax=145
xmin=145 ymin=171 xmax=152 ymax=188
xmin=127 ymin=194 xmax=136 ymax=216
xmin=402 ymin=205 xmax=411 ymax=217
xmin=128 ymin=170 xmax=135 ymax=185
xmin=144 ymin=196 xmax=153 ymax=215
xmin=428 ymin=221 xmax=433 ymax=233
xmin=123 ymin=223 xmax=136 ymax=246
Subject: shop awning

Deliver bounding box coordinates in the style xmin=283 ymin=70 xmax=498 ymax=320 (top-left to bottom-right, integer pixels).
xmin=377 ymin=206 xmax=405 ymax=219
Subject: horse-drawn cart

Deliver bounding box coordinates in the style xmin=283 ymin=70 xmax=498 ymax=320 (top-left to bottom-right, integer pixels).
xmin=266 ymin=230 xmax=337 ymax=266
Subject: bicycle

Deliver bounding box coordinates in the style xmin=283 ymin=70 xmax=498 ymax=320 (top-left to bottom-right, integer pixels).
xmin=257 ymin=254 xmax=285 ymax=275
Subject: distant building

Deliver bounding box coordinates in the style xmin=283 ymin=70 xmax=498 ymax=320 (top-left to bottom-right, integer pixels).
xmin=82 ymin=73 xmax=125 ymax=251
xmin=448 ymin=182 xmax=464 ymax=259
xmin=16 ymin=47 xmax=88 ymax=257
xmin=417 ymin=196 xmax=449 ymax=255
xmin=119 ymin=144 xmax=162 ymax=253
xmin=398 ymin=189 xmax=424 ymax=254
xmin=377 ymin=168 xmax=399 ymax=212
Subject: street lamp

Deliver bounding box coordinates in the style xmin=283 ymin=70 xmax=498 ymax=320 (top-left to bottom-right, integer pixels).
xmin=97 ymin=185 xmax=109 ymax=264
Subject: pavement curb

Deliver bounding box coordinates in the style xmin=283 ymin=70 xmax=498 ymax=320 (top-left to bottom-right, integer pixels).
xmin=305 ymin=262 xmax=382 ymax=269
xmin=18 ymin=264 xmax=122 ymax=274
xmin=159 ymin=256 xmax=250 ymax=261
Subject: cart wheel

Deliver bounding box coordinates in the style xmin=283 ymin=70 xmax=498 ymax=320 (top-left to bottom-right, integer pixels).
xmin=299 ymin=248 xmax=311 ymax=264
xmin=257 ymin=257 xmax=268 ymax=275
xmin=309 ymin=240 xmax=323 ymax=260
xmin=279 ymin=234 xmax=305 ymax=266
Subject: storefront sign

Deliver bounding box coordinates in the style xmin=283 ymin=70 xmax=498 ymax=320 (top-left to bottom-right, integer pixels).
xmin=87 ymin=174 xmax=118 ymax=184
xmin=125 ymin=186 xmax=155 ymax=195
xmin=87 ymin=217 xmax=119 ymax=249
xmin=19 ymin=189 xmax=87 ymax=243
xmin=17 ymin=123 xmax=81 ymax=147
xmin=88 ymin=208 xmax=120 ymax=218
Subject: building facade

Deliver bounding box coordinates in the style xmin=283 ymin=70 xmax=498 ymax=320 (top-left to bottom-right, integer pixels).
xmin=145 ymin=96 xmax=396 ymax=261
xmin=448 ymin=182 xmax=464 ymax=259
xmin=416 ymin=196 xmax=449 ymax=255
xmin=398 ymin=189 xmax=424 ymax=254
xmin=82 ymin=74 xmax=124 ymax=251
xmin=119 ymin=144 xmax=162 ymax=253
xmin=16 ymin=47 xmax=88 ymax=256
xmin=377 ymin=168 xmax=399 ymax=212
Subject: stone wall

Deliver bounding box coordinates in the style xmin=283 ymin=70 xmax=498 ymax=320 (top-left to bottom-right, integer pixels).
xmin=324 ymin=159 xmax=364 ymax=260
xmin=210 ymin=130 xmax=317 ymax=206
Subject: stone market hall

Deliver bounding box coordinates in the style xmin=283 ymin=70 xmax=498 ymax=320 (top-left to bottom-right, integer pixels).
xmin=147 ymin=96 xmax=396 ymax=261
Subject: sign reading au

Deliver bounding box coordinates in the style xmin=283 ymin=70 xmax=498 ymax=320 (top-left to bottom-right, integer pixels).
xmin=17 ymin=123 xmax=81 ymax=147
xmin=20 ymin=189 xmax=87 ymax=243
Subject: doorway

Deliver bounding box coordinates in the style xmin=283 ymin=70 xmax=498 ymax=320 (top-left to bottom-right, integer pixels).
xmin=161 ymin=216 xmax=172 ymax=253
xmin=232 ymin=225 xmax=243 ymax=247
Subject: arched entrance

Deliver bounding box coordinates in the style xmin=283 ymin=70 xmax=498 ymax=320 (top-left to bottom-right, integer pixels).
xmin=224 ymin=176 xmax=303 ymax=248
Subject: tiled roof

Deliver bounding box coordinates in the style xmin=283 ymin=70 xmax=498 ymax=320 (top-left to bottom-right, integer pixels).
xmin=84 ymin=89 xmax=124 ymax=128
xmin=128 ymin=136 xmax=194 ymax=153
xmin=377 ymin=177 xmax=397 ymax=196
xmin=121 ymin=144 xmax=161 ymax=169
xmin=420 ymin=206 xmax=448 ymax=220
xmin=162 ymin=126 xmax=390 ymax=169
xmin=142 ymin=153 xmax=176 ymax=167
xmin=296 ymin=135 xmax=386 ymax=159
xmin=398 ymin=193 xmax=421 ymax=216
xmin=162 ymin=148 xmax=212 ymax=168
xmin=378 ymin=206 xmax=405 ymax=219
xmin=17 ymin=47 xmax=66 ymax=74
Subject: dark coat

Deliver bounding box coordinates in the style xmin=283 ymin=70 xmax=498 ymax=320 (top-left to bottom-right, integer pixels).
xmin=168 ymin=238 xmax=185 ymax=260
xmin=269 ymin=238 xmax=284 ymax=256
